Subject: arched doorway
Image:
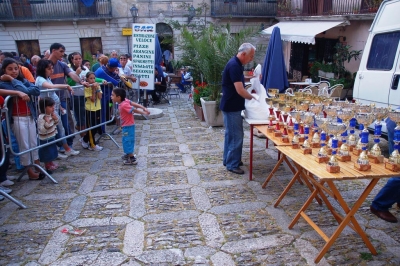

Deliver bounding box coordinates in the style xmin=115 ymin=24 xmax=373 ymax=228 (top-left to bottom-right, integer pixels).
xmin=156 ymin=23 xmax=174 ymax=72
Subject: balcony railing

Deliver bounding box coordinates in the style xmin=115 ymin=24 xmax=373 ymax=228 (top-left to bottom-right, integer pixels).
xmin=277 ymin=0 xmax=382 ymax=17
xmin=0 ymin=0 xmax=112 ymax=22
xmin=211 ymin=0 xmax=277 ymax=18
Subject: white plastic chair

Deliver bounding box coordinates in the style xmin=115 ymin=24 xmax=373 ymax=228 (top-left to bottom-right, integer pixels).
xmin=329 ymin=84 xmax=344 ymax=100
xmin=285 ymin=88 xmax=294 ymax=96
xmin=318 ymin=81 xmax=330 ymax=91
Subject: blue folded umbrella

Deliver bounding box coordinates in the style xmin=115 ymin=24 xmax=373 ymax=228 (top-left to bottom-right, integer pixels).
xmin=261 ymin=27 xmax=289 ymax=94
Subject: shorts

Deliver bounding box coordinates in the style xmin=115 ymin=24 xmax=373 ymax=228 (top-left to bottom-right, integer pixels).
xmin=122 ymin=125 xmax=135 ymax=155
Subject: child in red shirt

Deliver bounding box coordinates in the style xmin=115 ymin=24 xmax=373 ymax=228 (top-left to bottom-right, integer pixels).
xmin=111 ymin=88 xmax=149 ymax=165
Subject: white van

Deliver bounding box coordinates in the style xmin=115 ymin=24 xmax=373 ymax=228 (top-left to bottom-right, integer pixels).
xmin=354 ymin=0 xmax=400 ymax=109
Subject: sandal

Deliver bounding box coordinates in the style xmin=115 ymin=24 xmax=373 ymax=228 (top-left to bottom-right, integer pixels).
xmin=45 ymin=162 xmax=58 ymax=171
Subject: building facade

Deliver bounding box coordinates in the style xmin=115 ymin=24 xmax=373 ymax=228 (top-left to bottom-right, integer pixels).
xmin=0 ymin=0 xmax=380 ymax=79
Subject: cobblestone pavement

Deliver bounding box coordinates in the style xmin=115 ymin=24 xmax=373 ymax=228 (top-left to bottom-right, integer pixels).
xmin=1 ymin=95 xmax=399 ymax=266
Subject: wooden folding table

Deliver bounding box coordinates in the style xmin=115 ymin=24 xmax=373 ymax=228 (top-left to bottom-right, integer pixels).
xmin=276 ymin=146 xmax=394 ymax=263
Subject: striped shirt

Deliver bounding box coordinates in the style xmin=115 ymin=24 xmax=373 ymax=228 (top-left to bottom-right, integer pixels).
xmin=37 ymin=114 xmax=59 ymax=140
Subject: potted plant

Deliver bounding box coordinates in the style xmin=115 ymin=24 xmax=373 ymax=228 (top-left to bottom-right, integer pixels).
xmin=179 ymin=24 xmax=257 ymax=127
xmin=333 ymin=43 xmax=362 ymax=79
xmin=192 ymin=81 xmax=210 ymax=121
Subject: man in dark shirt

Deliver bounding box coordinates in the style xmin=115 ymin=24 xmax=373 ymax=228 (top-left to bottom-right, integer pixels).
xmin=48 ymin=43 xmax=87 ymax=149
xmin=220 ymin=43 xmax=256 ymax=175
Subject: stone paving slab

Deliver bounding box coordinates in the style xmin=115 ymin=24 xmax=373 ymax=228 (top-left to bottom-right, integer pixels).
xmin=1 ymin=96 xmax=399 ymax=265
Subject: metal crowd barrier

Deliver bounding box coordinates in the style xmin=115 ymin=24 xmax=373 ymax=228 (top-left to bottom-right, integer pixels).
xmin=0 ymin=83 xmax=120 ymax=207
xmin=0 ymin=120 xmax=26 ymax=208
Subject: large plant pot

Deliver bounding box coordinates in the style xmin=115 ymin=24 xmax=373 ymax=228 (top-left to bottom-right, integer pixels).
xmin=200 ymin=98 xmax=224 ymax=127
xmin=193 ymin=104 xmax=205 ymax=121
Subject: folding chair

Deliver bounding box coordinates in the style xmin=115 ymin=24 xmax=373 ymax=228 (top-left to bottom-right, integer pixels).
xmin=166 ymin=76 xmax=180 ymax=99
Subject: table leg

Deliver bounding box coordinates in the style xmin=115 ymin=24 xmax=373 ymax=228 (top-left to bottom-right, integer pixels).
xmin=273 ymin=163 xmax=321 ymax=208
xmin=288 ymin=177 xmax=379 ymax=263
xmin=249 ymin=124 xmax=254 ymax=181
xmin=297 ymin=169 xmax=322 ymax=205
xmin=284 ymin=156 xmax=303 ymax=185
xmin=313 ymin=179 xmax=379 ymax=263
xmin=262 ymin=154 xmax=285 ymax=189
xmin=274 ymin=169 xmax=302 ymax=207
xmin=288 ymin=181 xmax=324 ymax=229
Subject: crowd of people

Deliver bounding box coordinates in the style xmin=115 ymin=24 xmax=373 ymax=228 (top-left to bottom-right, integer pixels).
xmin=0 ymin=44 xmax=149 ymax=201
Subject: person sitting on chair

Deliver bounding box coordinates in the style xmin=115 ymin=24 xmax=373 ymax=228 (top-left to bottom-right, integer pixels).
xmin=176 ymin=67 xmax=192 ymax=93
xmin=151 ymin=67 xmax=166 ymax=104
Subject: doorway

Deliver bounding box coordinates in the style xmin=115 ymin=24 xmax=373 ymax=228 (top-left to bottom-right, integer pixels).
xmin=80 ymin=37 xmax=102 ymax=59
xmin=156 ymin=23 xmax=173 ymax=72
xmin=16 ymin=40 xmax=40 ymax=59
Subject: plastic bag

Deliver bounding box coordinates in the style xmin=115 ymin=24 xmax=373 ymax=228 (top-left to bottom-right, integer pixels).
xmin=245 ymin=64 xmax=269 ymax=120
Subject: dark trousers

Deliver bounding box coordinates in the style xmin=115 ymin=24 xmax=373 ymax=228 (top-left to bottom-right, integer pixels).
xmin=0 ymin=146 xmax=10 ymax=182
xmin=59 ymin=99 xmax=74 ymax=146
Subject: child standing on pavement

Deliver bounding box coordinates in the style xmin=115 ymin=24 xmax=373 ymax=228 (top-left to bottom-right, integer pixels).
xmin=111 ymin=88 xmax=150 ymax=165
xmin=37 ymin=97 xmax=59 ymax=172
xmin=82 ymin=72 xmax=104 ymax=151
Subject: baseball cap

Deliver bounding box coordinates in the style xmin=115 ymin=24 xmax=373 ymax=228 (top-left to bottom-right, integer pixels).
xmin=108 ymin=58 xmax=121 ymax=68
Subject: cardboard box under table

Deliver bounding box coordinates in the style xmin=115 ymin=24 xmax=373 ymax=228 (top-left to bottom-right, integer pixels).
xmin=275 ymin=146 xmax=394 ymax=263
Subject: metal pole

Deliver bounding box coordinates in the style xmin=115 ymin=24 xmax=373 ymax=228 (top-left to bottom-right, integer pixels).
xmin=127 ymin=36 xmax=130 ymax=54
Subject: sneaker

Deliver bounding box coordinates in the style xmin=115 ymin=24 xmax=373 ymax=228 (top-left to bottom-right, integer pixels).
xmin=57 ymin=153 xmax=68 ymax=160
xmin=6 ymin=175 xmax=17 ymax=181
xmin=88 ymin=145 xmax=103 ymax=151
xmin=65 ymin=149 xmax=80 ymax=156
xmin=81 ymin=141 xmax=89 ymax=149
xmin=79 ymin=137 xmax=83 ymax=143
xmin=59 ymin=146 xmax=66 ymax=153
xmin=0 ymin=186 xmax=12 ymax=194
xmin=123 ymin=157 xmax=138 ymax=165
xmin=0 ymin=180 xmax=14 ymax=186
xmin=121 ymin=154 xmax=136 ymax=160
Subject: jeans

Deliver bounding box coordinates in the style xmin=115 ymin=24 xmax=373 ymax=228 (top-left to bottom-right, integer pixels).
xmin=60 ymin=100 xmax=74 ymax=146
xmin=371 ymin=178 xmax=400 ymax=211
xmin=371 ymin=118 xmax=400 ymax=211
xmin=386 ymin=118 xmax=396 ymax=154
xmin=223 ymin=110 xmax=243 ymax=170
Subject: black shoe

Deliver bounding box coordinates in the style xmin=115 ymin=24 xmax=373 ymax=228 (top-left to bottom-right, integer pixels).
xmin=228 ymin=168 xmax=245 ymax=175
xmin=223 ymin=161 xmax=243 ymax=167
xmin=370 ymin=206 xmax=398 ymax=223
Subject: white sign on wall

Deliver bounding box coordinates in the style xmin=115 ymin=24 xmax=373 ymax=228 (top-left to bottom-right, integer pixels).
xmin=132 ymin=23 xmax=156 ymax=91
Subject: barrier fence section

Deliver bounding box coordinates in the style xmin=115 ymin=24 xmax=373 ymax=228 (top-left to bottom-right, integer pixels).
xmin=0 ymin=83 xmax=121 ymax=207
xmin=0 ymin=120 xmax=25 ymax=208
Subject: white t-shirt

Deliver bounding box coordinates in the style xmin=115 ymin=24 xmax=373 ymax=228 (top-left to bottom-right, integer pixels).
xmin=126 ymin=60 xmax=133 ymax=71
xmin=119 ymin=65 xmax=132 ymax=76
xmin=35 ymin=76 xmax=61 ymax=113
xmin=78 ymin=66 xmax=90 ymax=80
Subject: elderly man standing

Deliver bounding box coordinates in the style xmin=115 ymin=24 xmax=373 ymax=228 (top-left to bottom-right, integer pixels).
xmin=43 ymin=50 xmax=50 ymax=59
xmin=220 ymin=43 xmax=256 ymax=175
xmin=30 ymin=55 xmax=40 ymax=78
